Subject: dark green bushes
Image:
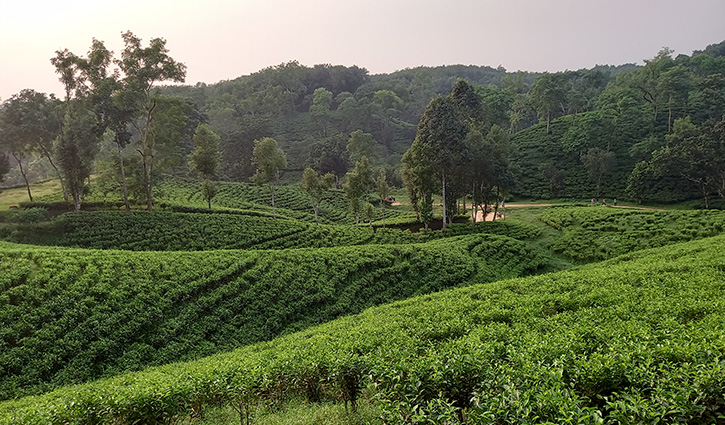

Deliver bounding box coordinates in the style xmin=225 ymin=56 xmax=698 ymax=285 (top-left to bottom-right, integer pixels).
xmin=2 ymin=235 xmax=724 ymax=424
xmin=2 ymin=210 xmax=541 ymax=251
xmin=0 ymin=233 xmax=544 ymax=400
xmin=541 ymin=206 xmax=725 ymax=261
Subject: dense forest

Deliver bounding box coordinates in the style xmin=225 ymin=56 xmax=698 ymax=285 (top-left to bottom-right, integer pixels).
xmin=1 ymin=36 xmax=725 ymax=214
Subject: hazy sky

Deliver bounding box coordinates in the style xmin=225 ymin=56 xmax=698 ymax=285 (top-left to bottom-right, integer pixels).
xmin=1 ymin=0 xmax=724 ymax=101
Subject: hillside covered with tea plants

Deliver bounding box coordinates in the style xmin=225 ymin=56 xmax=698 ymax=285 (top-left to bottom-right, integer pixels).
xmin=0 ymin=231 xmax=547 ymax=401
xmin=1 ymin=232 xmax=723 ymax=424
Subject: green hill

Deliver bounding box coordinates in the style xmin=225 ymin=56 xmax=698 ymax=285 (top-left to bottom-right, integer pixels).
xmin=541 ymin=206 xmax=725 ymax=261
xmin=2 ymin=234 xmax=723 ymax=424
xmin=0 ymin=209 xmax=539 ymax=251
xmin=0 ymin=234 xmax=545 ymax=400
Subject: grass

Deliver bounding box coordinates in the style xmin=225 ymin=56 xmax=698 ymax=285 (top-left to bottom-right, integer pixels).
xmin=0 ymin=180 xmax=62 ymax=210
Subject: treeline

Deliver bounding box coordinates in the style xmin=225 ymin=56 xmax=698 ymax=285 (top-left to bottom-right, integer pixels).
xmin=511 ymin=43 xmax=725 ymax=203
xmin=2 ymin=36 xmax=725 ymax=207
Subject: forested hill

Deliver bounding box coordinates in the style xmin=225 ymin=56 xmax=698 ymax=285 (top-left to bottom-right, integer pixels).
xmin=161 ymin=61 xmax=639 ymax=180
xmin=3 ymin=39 xmax=724 ymax=205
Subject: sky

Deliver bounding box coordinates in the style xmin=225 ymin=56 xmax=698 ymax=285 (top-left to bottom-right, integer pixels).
xmin=1 ymin=0 xmax=724 ymax=101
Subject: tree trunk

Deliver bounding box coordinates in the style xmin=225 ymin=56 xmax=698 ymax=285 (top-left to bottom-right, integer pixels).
xmin=702 ymin=182 xmax=710 ymax=209
xmin=441 ymin=173 xmax=447 ymax=230
xmin=117 ymin=141 xmax=130 ymax=212
xmin=13 ymin=153 xmax=33 ymax=202
xmin=145 ymin=157 xmax=154 ymax=211
xmin=546 ymin=110 xmax=551 ymax=135
xmin=46 ymin=154 xmax=68 ymax=202
xmin=72 ymin=190 xmax=81 ymax=212
xmin=382 ymin=202 xmax=385 ymax=228
xmin=271 ymin=185 xmax=276 ymax=218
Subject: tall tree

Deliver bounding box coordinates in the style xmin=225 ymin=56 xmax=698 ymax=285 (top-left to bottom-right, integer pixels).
xmin=528 ymin=73 xmax=567 ymax=134
xmin=0 ymin=152 xmax=9 ymax=183
xmin=346 ymin=130 xmax=377 ymax=164
xmin=51 ymin=40 xmax=114 ymax=211
xmin=580 ymin=147 xmax=615 ymax=197
xmin=300 ymin=167 xmax=334 ymax=224
xmin=56 ymin=105 xmax=100 ymax=211
xmin=0 ymin=90 xmax=63 ymax=201
xmin=401 ymin=138 xmax=437 ymax=230
xmin=310 ymin=87 xmax=333 ymax=137
xmin=415 ymin=96 xmax=468 ymax=229
xmin=189 ymin=123 xmax=221 ymax=209
xmin=375 ymin=168 xmax=389 ymax=227
xmin=117 ymin=31 xmax=187 ymax=211
xmin=343 ymin=156 xmax=374 ymax=225
xmin=252 ymin=137 xmax=287 ymax=218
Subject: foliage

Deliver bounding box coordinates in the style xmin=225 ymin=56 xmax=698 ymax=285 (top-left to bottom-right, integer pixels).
xmin=540 ymin=206 xmax=725 ymax=261
xmin=2 ymin=235 xmax=725 ymax=423
xmin=0 ymin=233 xmax=545 ymax=401
xmin=252 ymin=137 xmax=287 ymax=218
xmin=189 ymin=123 xmax=221 ymax=179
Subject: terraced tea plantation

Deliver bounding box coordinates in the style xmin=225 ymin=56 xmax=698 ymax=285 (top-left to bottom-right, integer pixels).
xmin=1 ymin=197 xmax=725 ymax=424
xmin=2 ymin=234 xmax=724 ymax=424
xmin=541 ymin=206 xmax=725 ymax=261
xmin=0 ymin=233 xmax=546 ymax=400
xmin=1 ymin=210 xmax=541 ymax=251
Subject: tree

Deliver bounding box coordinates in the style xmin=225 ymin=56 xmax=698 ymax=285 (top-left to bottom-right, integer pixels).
xmin=401 ymin=138 xmax=437 ymax=229
xmin=626 ymin=161 xmax=654 ymax=204
xmin=415 ymin=96 xmax=468 ymax=229
xmin=305 ymin=133 xmax=348 ymax=184
xmin=56 ymin=104 xmax=101 ymax=211
xmin=343 ymin=156 xmax=374 ymax=225
xmin=310 ymin=87 xmax=333 ymax=137
xmin=189 ymin=123 xmax=221 ymax=178
xmin=468 ymin=125 xmax=513 ymax=223
xmin=252 ymin=137 xmax=287 ymax=218
xmin=580 ymin=147 xmax=615 ymax=197
xmin=300 ymin=167 xmax=334 ymax=224
xmin=50 ymin=40 xmax=114 ymax=211
xmin=117 ymin=31 xmax=187 ymax=211
xmin=189 ymin=123 xmax=221 ymax=209
xmin=529 ymin=73 xmax=567 ymax=134
xmin=0 ymin=90 xmax=63 ymax=202
xmin=0 ymin=152 xmax=9 ymax=183
xmin=375 ymin=168 xmax=389 ymax=227
xmin=346 ymin=130 xmax=377 ymax=164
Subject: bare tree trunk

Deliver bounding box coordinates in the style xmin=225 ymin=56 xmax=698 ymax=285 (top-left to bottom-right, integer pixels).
xmin=12 ymin=153 xmax=33 ymax=202
xmin=46 ymin=154 xmax=68 ymax=202
xmin=117 ymin=142 xmax=130 ymax=212
xmin=441 ymin=173 xmax=447 ymax=230
xmin=702 ymin=183 xmax=710 ymax=209
xmin=72 ymin=191 xmax=81 ymax=212
xmin=271 ymin=186 xmax=276 ymax=218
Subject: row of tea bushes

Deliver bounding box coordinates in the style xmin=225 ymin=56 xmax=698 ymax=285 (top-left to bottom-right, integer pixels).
xmin=1 ymin=235 xmax=723 ymax=423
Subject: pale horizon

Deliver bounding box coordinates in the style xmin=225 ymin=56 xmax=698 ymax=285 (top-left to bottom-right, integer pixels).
xmin=1 ymin=0 xmax=724 ymax=101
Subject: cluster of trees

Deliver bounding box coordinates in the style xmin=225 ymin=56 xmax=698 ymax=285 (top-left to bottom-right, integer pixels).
xmin=0 ymin=32 xmax=208 ymax=211
xmin=511 ymin=42 xmax=725 ymax=204
xmin=3 ymin=36 xmax=725 ymax=210
xmin=402 ymin=80 xmax=514 ymax=230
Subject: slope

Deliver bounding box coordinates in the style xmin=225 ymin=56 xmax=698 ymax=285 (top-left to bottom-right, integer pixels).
xmin=2 ymin=234 xmax=724 ymax=424
xmin=0 ymin=233 xmax=545 ymax=400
